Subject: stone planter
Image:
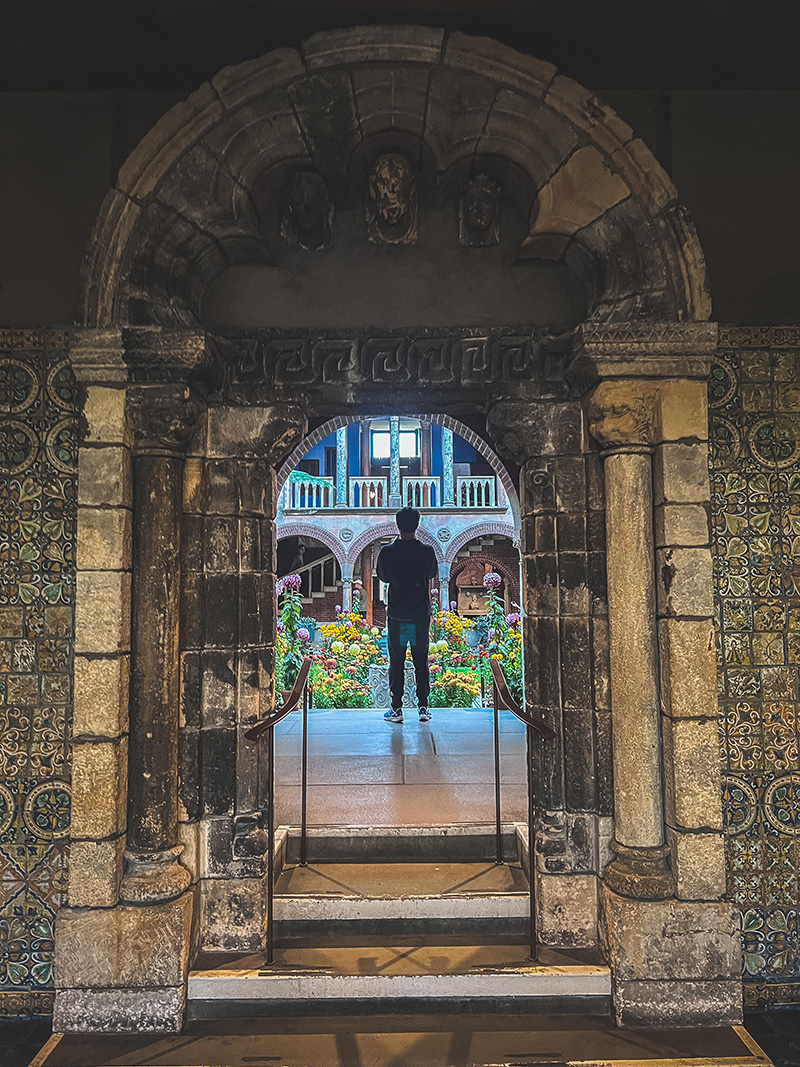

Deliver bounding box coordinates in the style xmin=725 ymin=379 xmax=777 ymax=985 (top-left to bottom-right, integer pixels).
xmin=369 ymin=664 xmax=417 ymax=708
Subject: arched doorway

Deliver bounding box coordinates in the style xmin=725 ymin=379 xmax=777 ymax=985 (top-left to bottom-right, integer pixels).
xmin=59 ymin=26 xmax=736 ymax=1034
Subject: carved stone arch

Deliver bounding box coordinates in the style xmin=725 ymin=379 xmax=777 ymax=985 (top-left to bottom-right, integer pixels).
xmin=444 ymin=521 xmax=518 ymax=566
xmin=80 ymin=26 xmax=709 ymax=329
xmin=275 ymin=522 xmax=347 ymax=567
xmin=345 ymin=522 xmax=444 ymax=568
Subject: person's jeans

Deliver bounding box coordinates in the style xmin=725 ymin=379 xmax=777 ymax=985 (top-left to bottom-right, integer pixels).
xmin=387 ymin=615 xmax=430 ymax=710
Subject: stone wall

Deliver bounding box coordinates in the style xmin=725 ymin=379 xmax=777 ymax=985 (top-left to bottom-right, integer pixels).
xmin=0 ymin=331 xmax=77 ymax=1017
xmin=710 ymin=325 xmax=800 ymax=1008
xmin=4 ymin=326 xmax=800 ymax=1015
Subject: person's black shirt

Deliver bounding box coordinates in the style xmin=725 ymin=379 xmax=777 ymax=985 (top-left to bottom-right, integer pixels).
xmin=377 ymin=538 xmax=438 ymax=621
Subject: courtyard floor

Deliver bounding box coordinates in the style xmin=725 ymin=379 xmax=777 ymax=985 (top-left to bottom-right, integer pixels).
xmin=273 ymin=705 xmax=527 ymax=828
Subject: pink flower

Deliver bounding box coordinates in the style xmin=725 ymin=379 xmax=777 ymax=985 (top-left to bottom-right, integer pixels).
xmin=281 ymin=573 xmax=302 ymax=591
xmin=483 ymin=572 xmax=502 ymax=589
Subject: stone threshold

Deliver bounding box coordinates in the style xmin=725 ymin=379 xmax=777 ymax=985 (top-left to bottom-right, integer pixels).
xmin=31 ymin=1020 xmax=771 ymax=1067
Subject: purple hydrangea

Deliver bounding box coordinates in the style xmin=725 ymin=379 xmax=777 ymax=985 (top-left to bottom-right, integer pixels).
xmin=297 ymin=627 xmax=310 ymax=642
xmin=506 ymin=612 xmax=521 ymax=626
xmin=450 ymin=601 xmax=458 ymax=610
xmin=483 ymin=571 xmax=502 ymax=589
xmin=281 ymin=573 xmax=302 ymax=591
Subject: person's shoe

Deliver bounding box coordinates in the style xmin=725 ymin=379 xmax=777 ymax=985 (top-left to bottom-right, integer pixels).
xmin=384 ymin=709 xmax=404 ymax=724
xmin=418 ymin=707 xmax=431 ymax=723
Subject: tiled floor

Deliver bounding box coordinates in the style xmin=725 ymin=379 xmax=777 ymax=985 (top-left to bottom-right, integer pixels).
xmin=274 ymin=706 xmax=527 ymax=828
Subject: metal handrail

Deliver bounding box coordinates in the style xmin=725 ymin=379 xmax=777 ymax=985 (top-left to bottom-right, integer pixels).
xmin=245 ymin=656 xmax=314 ymax=964
xmin=488 ymin=657 xmax=555 ymax=963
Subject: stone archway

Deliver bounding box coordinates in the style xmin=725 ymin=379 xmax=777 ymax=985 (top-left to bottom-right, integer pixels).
xmin=58 ymin=27 xmax=739 ymax=1035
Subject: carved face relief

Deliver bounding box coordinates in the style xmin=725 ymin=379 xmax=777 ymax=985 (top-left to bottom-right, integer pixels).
xmin=282 ymin=171 xmax=333 ymax=251
xmin=459 ymin=174 xmax=500 ymax=247
xmin=585 ymin=395 xmax=655 ymax=449
xmin=366 ymin=153 xmax=417 ymax=245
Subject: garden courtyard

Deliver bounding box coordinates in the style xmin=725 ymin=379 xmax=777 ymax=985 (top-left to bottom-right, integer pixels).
xmin=274 ymin=571 xmax=527 ymax=827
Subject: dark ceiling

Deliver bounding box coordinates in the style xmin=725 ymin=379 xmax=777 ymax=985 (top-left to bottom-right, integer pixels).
xmin=3 ymin=0 xmax=799 ymax=93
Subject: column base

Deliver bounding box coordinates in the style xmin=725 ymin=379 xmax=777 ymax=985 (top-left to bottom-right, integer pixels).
xmin=603 ymin=839 xmax=675 ymax=900
xmin=120 ymin=845 xmax=192 ymax=903
xmin=54 ymin=889 xmax=196 ymax=1034
xmin=53 ymin=987 xmax=185 ymax=1034
xmin=599 ymin=882 xmax=743 ymax=1027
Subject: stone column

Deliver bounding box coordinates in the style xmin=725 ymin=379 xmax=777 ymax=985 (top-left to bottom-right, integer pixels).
xmin=596 ymin=443 xmax=672 ymax=898
xmin=438 ymin=561 xmax=451 ymax=607
xmin=360 ymin=418 xmax=371 ymax=476
xmin=388 ymin=416 xmax=402 ymax=508
xmin=122 ymin=385 xmax=201 ymax=902
xmin=442 ymin=426 xmax=455 ymax=506
xmin=421 ymin=419 xmax=431 ymax=477
xmin=341 ymin=561 xmax=354 ymax=612
xmin=335 ymin=425 xmax=348 ymax=507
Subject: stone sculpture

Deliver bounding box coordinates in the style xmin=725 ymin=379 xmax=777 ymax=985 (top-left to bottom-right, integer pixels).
xmin=459 ymin=173 xmax=500 ymax=246
xmin=281 ymin=171 xmax=333 ymax=250
xmin=366 ymin=153 xmax=417 ymax=245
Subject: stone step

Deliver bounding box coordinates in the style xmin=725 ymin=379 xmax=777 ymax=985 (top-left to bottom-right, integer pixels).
xmin=188 ymin=942 xmax=611 ymax=1015
xmin=280 ymin=823 xmax=523 ymax=865
xmin=273 ymin=858 xmax=530 ymax=936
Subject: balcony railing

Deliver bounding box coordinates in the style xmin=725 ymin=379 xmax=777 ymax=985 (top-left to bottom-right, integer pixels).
xmin=456 ymin=476 xmax=496 ymax=508
xmin=404 ymin=477 xmax=441 ymax=508
xmin=349 ymin=477 xmax=388 ymax=508
xmin=282 ymin=474 xmax=501 ymax=511
xmin=284 ymin=476 xmax=336 ymax=511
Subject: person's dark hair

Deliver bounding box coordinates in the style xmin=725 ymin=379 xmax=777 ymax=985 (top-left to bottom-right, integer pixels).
xmin=395 ymin=506 xmax=420 ymax=533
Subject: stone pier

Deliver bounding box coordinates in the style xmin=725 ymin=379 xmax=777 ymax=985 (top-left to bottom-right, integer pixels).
xmin=575 ymin=322 xmax=742 ymax=1028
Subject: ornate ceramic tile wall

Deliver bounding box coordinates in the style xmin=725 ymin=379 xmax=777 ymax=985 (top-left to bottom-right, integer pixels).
xmin=711 ymin=325 xmax=800 ymax=1008
xmin=0 ymin=331 xmax=76 ymax=1017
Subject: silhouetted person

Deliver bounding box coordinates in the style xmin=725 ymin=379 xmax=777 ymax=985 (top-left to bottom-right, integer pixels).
xmin=377 ymin=507 xmax=437 ymax=724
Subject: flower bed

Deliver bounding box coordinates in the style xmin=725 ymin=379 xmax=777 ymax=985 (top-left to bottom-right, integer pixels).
xmin=275 ymin=578 xmax=523 ymax=709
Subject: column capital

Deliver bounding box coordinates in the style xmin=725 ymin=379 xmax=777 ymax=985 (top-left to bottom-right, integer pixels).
xmin=127 ymin=384 xmax=204 ymax=457
xmin=584 ymin=380 xmax=659 ymax=451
